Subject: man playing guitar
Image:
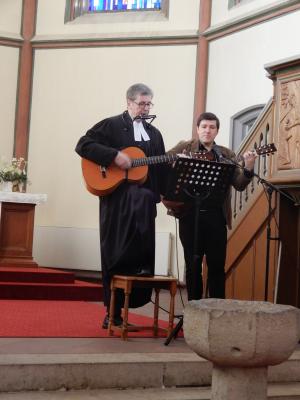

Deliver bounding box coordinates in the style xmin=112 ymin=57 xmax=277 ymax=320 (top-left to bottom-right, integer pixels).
xmin=165 ymin=112 xmax=257 ymax=301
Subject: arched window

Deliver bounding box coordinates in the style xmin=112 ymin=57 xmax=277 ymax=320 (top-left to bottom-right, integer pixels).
xmin=230 ymin=104 xmax=265 ymax=151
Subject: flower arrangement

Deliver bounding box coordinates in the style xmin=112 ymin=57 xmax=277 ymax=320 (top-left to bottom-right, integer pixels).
xmin=0 ymin=157 xmax=28 ymax=183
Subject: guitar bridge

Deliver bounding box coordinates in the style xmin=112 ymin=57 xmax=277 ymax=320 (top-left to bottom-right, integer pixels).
xmin=100 ymin=166 xmax=106 ymax=178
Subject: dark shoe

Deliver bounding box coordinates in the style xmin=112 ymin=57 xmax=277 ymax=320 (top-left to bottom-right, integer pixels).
xmin=134 ymin=268 xmax=153 ymax=277
xmin=102 ymin=314 xmax=123 ymax=329
xmin=102 ymin=315 xmax=109 ymax=329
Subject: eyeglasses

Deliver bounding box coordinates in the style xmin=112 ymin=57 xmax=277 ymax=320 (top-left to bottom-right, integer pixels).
xmin=133 ymin=101 xmax=154 ymax=108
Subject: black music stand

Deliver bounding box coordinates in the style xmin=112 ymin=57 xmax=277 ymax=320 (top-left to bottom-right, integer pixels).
xmin=164 ymin=156 xmax=235 ymax=345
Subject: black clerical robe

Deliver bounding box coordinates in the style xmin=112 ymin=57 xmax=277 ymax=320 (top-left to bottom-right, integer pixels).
xmin=75 ymin=111 xmax=166 ymax=308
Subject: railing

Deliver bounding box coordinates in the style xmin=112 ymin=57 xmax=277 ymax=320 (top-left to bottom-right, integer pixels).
xmin=229 ymin=98 xmax=275 ymax=235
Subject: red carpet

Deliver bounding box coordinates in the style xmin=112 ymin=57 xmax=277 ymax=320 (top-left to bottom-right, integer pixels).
xmin=0 ymin=300 xmax=176 ymax=338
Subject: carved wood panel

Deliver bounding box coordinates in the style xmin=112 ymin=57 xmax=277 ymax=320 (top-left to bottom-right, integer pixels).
xmin=278 ymin=79 xmax=300 ymax=170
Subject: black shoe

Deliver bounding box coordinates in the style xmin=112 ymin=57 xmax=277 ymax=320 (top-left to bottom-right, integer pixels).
xmin=102 ymin=314 xmax=123 ymax=329
xmin=102 ymin=315 xmax=109 ymax=329
xmin=134 ymin=268 xmax=153 ymax=277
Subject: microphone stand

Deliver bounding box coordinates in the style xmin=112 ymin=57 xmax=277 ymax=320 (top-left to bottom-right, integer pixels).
xmin=253 ymin=175 xmax=295 ymax=301
xmin=220 ymin=155 xmax=296 ymax=301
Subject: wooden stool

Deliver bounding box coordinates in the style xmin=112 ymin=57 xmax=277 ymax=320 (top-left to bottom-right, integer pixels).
xmin=108 ymin=275 xmax=177 ymax=340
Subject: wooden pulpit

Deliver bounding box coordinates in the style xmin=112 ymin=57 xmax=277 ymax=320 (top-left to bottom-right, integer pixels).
xmin=0 ymin=192 xmax=47 ymax=267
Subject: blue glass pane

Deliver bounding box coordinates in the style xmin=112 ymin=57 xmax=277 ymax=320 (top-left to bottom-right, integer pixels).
xmin=88 ymin=0 xmax=161 ymax=11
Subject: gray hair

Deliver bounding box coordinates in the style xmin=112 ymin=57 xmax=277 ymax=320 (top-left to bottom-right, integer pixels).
xmin=126 ymin=83 xmax=153 ymax=100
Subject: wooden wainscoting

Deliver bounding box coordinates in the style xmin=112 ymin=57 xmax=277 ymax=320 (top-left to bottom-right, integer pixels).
xmin=225 ymin=190 xmax=279 ymax=302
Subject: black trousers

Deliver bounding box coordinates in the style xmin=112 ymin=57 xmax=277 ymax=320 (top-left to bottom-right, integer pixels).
xmin=179 ymin=208 xmax=227 ymax=301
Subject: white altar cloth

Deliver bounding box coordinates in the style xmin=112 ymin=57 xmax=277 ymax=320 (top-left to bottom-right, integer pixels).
xmin=0 ymin=192 xmax=47 ymax=205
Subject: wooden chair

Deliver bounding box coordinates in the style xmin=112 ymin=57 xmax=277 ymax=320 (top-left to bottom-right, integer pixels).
xmin=108 ymin=275 xmax=178 ymax=340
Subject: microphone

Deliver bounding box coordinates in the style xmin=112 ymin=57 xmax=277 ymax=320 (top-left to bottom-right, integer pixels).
xmin=133 ymin=114 xmax=156 ymax=121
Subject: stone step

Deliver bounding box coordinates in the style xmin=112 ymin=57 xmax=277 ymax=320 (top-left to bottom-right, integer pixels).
xmin=1 ymin=383 xmax=300 ymax=400
xmin=0 ymin=350 xmax=300 ymax=393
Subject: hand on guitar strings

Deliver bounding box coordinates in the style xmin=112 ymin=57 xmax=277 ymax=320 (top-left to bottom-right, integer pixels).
xmin=114 ymin=151 xmax=132 ymax=170
xmin=242 ymin=150 xmax=257 ymax=171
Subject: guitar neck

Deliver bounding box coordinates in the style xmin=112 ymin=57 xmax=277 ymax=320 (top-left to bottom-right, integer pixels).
xmin=131 ymin=143 xmax=276 ymax=168
xmin=131 ymin=153 xmax=178 ymax=167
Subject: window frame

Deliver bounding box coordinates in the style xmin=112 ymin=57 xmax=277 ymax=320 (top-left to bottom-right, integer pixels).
xmin=230 ymin=104 xmax=265 ymax=152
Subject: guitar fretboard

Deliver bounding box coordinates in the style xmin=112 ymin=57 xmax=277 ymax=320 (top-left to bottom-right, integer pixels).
xmin=131 ymin=153 xmax=178 ymax=167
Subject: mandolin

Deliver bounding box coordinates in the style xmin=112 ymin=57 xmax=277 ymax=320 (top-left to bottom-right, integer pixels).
xmin=81 ymin=143 xmax=276 ymax=197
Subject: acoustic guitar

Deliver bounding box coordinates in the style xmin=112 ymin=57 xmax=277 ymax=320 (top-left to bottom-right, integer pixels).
xmin=81 ymin=146 xmax=180 ymax=196
xmin=81 ymin=143 xmax=276 ymax=197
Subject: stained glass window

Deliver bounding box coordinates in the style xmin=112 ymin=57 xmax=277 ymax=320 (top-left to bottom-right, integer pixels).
xmin=65 ymin=0 xmax=167 ymax=23
xmin=88 ymin=0 xmax=162 ymax=12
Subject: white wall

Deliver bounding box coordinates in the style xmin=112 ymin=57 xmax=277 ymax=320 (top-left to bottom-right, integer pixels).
xmin=0 ymin=45 xmax=19 ymax=163
xmin=0 ymin=0 xmax=22 ymax=36
xmin=0 ymin=0 xmax=21 ymax=161
xmin=33 ymin=228 xmax=171 ymax=276
xmin=206 ymin=9 xmax=300 ymax=146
